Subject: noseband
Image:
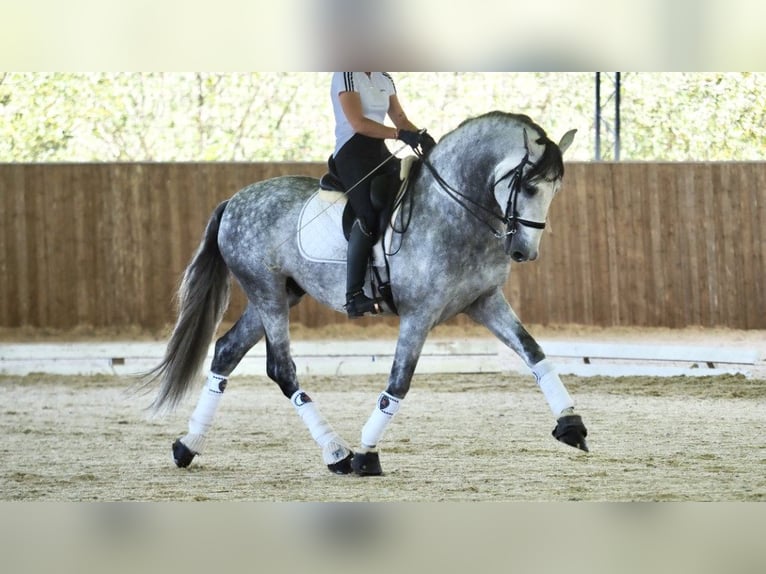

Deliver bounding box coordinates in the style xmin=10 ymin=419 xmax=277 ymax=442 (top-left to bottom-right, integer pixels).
xmin=418 ymin=131 xmax=546 ymax=240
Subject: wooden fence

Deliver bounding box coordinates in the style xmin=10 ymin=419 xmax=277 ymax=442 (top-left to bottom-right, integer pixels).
xmin=0 ymin=162 xmax=764 ymax=331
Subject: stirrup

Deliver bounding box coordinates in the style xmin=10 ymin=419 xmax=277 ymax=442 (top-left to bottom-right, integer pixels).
xmin=345 ymin=290 xmax=383 ymax=318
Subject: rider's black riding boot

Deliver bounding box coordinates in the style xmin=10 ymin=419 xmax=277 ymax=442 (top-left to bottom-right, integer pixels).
xmin=345 ymin=221 xmax=382 ymax=318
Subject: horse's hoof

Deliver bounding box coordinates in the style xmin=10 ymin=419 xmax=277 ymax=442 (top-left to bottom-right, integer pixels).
xmin=327 ymin=452 xmax=354 ymax=475
xmin=172 ymin=438 xmax=197 ymax=468
xmin=351 ymin=451 xmax=383 ymax=476
xmin=552 ymin=414 xmax=589 ymax=452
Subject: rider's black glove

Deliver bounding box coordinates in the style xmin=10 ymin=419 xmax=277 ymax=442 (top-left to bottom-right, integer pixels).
xmin=396 ymin=129 xmax=422 ymax=150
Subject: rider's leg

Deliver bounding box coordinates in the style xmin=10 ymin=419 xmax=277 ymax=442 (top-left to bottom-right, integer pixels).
xmin=345 ymin=218 xmax=381 ymax=317
xmin=334 ymin=134 xmax=390 ymax=318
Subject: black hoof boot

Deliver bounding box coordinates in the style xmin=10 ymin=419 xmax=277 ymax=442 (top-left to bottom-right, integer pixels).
xmin=327 ymin=453 xmax=354 ymax=475
xmin=351 ymin=451 xmax=383 ymax=476
xmin=345 ymin=291 xmax=382 ymax=319
xmin=172 ymin=438 xmax=197 ymax=468
xmin=552 ymin=414 xmax=589 ymax=452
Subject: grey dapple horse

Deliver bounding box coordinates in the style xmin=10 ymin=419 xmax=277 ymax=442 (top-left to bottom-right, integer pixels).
xmin=144 ymin=111 xmax=587 ymax=476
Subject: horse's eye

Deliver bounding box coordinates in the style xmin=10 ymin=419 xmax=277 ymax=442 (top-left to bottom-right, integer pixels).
xmin=524 ymin=184 xmax=539 ymax=196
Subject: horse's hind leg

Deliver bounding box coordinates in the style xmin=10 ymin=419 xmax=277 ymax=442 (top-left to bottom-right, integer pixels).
xmin=239 ymin=274 xmax=354 ymax=474
xmin=265 ymin=326 xmax=355 ymax=473
xmin=173 ymin=303 xmax=266 ymax=467
xmin=466 ymin=288 xmax=589 ymax=452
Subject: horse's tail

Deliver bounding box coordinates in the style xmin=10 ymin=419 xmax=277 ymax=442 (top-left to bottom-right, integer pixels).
xmin=144 ymin=200 xmax=231 ymax=414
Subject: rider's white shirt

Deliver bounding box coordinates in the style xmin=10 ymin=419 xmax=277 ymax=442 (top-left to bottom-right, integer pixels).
xmin=331 ymin=72 xmax=396 ymax=156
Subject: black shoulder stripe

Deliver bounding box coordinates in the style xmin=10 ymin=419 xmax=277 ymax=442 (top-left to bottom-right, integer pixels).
xmin=382 ymin=72 xmax=395 ymax=92
xmin=344 ymin=72 xmax=354 ymax=92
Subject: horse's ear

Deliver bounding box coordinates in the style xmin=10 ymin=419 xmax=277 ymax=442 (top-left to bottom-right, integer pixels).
xmin=558 ymin=129 xmax=577 ymax=155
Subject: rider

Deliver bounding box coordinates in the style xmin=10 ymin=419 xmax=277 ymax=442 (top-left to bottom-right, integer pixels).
xmin=330 ymin=72 xmax=436 ymax=318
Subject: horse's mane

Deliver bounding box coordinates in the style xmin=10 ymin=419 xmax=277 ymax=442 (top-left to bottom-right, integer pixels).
xmin=453 ymin=111 xmax=565 ymax=181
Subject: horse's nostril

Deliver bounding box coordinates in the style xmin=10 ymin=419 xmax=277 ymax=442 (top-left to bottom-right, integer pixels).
xmin=512 ymin=251 xmax=526 ymax=262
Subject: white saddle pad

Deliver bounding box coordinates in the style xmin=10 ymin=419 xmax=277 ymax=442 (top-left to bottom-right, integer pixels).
xmin=297 ymin=156 xmax=416 ymax=265
xmin=296 ymin=190 xmax=388 ymax=266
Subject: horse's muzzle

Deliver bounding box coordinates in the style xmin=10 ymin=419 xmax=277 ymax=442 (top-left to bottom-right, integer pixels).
xmin=505 ymin=236 xmax=538 ymax=262
xmin=510 ymin=250 xmax=539 ymax=263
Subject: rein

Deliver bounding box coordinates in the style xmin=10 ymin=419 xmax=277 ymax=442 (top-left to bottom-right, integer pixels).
xmin=416 ymin=132 xmax=545 ymax=239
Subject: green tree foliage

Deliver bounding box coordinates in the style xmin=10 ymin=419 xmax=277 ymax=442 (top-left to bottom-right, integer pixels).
xmin=0 ymin=72 xmax=763 ymax=162
xmin=622 ymin=73 xmax=766 ymax=160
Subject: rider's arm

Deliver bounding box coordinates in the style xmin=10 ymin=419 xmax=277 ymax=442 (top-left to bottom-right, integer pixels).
xmin=387 ymin=94 xmax=419 ymax=135
xmin=339 ymin=91 xmax=398 ymax=140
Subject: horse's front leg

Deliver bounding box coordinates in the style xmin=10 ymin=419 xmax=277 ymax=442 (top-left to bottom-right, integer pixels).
xmin=466 ymin=288 xmax=589 ymax=452
xmin=351 ymin=318 xmax=429 ymax=476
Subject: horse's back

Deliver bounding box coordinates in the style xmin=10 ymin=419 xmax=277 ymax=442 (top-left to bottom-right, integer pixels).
xmin=216 ymin=175 xmax=319 ymax=269
xmin=228 ymin=175 xmax=318 ymax=215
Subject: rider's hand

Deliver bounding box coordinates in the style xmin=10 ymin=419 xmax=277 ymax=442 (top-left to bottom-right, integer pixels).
xmin=397 ymin=129 xmax=424 ymax=151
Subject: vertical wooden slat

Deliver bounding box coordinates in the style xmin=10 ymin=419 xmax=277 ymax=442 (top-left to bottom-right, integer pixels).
xmin=128 ymin=163 xmax=147 ymax=327
xmin=697 ymin=163 xmax=721 ymax=326
xmin=673 ymin=163 xmax=690 ymax=327
xmin=604 ymin=164 xmax=621 ymax=326
xmin=716 ymin=163 xmax=738 ymax=327
xmin=28 ymin=165 xmax=49 ymax=327
xmin=643 ymin=163 xmax=664 ymax=326
xmin=166 ymin=163 xmax=186 ymax=295
xmin=91 ymin=165 xmax=111 ymax=327
xmin=732 ymin=164 xmax=758 ymax=329
xmin=106 ymin=164 xmax=127 ymax=327
xmin=637 ymin=163 xmax=660 ymax=326
xmin=47 ymin=165 xmax=76 ymax=328
xmin=572 ymin=162 xmax=594 ymax=324
xmin=127 ymin=163 xmax=147 ymax=326
xmin=0 ymin=166 xmax=9 ymax=325
xmin=610 ymin=164 xmax=638 ymax=325
xmin=657 ymin=162 xmax=684 ymax=327
xmin=706 ymin=162 xmax=727 ymax=327
xmin=0 ymin=166 xmax=26 ymax=326
xmin=585 ymin=163 xmax=611 ymax=326
xmin=71 ymin=165 xmax=94 ymax=325
xmin=750 ymin=163 xmax=766 ymax=330
xmin=685 ymin=165 xmax=705 ymax=326
xmin=140 ymin=163 xmax=170 ymax=330
xmin=621 ymin=163 xmax=637 ymax=325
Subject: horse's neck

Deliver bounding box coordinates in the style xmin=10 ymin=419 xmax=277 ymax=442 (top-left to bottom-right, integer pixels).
xmin=423 ymin=146 xmax=499 ymax=204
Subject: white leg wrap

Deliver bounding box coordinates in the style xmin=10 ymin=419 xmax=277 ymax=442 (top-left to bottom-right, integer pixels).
xmin=181 ymin=372 xmax=227 ymax=454
xmin=291 ymin=390 xmax=350 ymax=465
xmin=360 ymin=392 xmax=401 ymax=451
xmin=531 ymin=359 xmax=574 ymax=417
xmin=182 ymin=372 xmax=228 ymax=453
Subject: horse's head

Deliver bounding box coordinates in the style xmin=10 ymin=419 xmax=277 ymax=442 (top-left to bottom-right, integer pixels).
xmin=493 ymin=126 xmax=576 ymax=262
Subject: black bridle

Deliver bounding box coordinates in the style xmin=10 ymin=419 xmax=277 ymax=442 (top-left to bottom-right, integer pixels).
xmin=494 ymin=149 xmax=547 ymax=238
xmin=416 ymin=131 xmax=546 ymax=240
